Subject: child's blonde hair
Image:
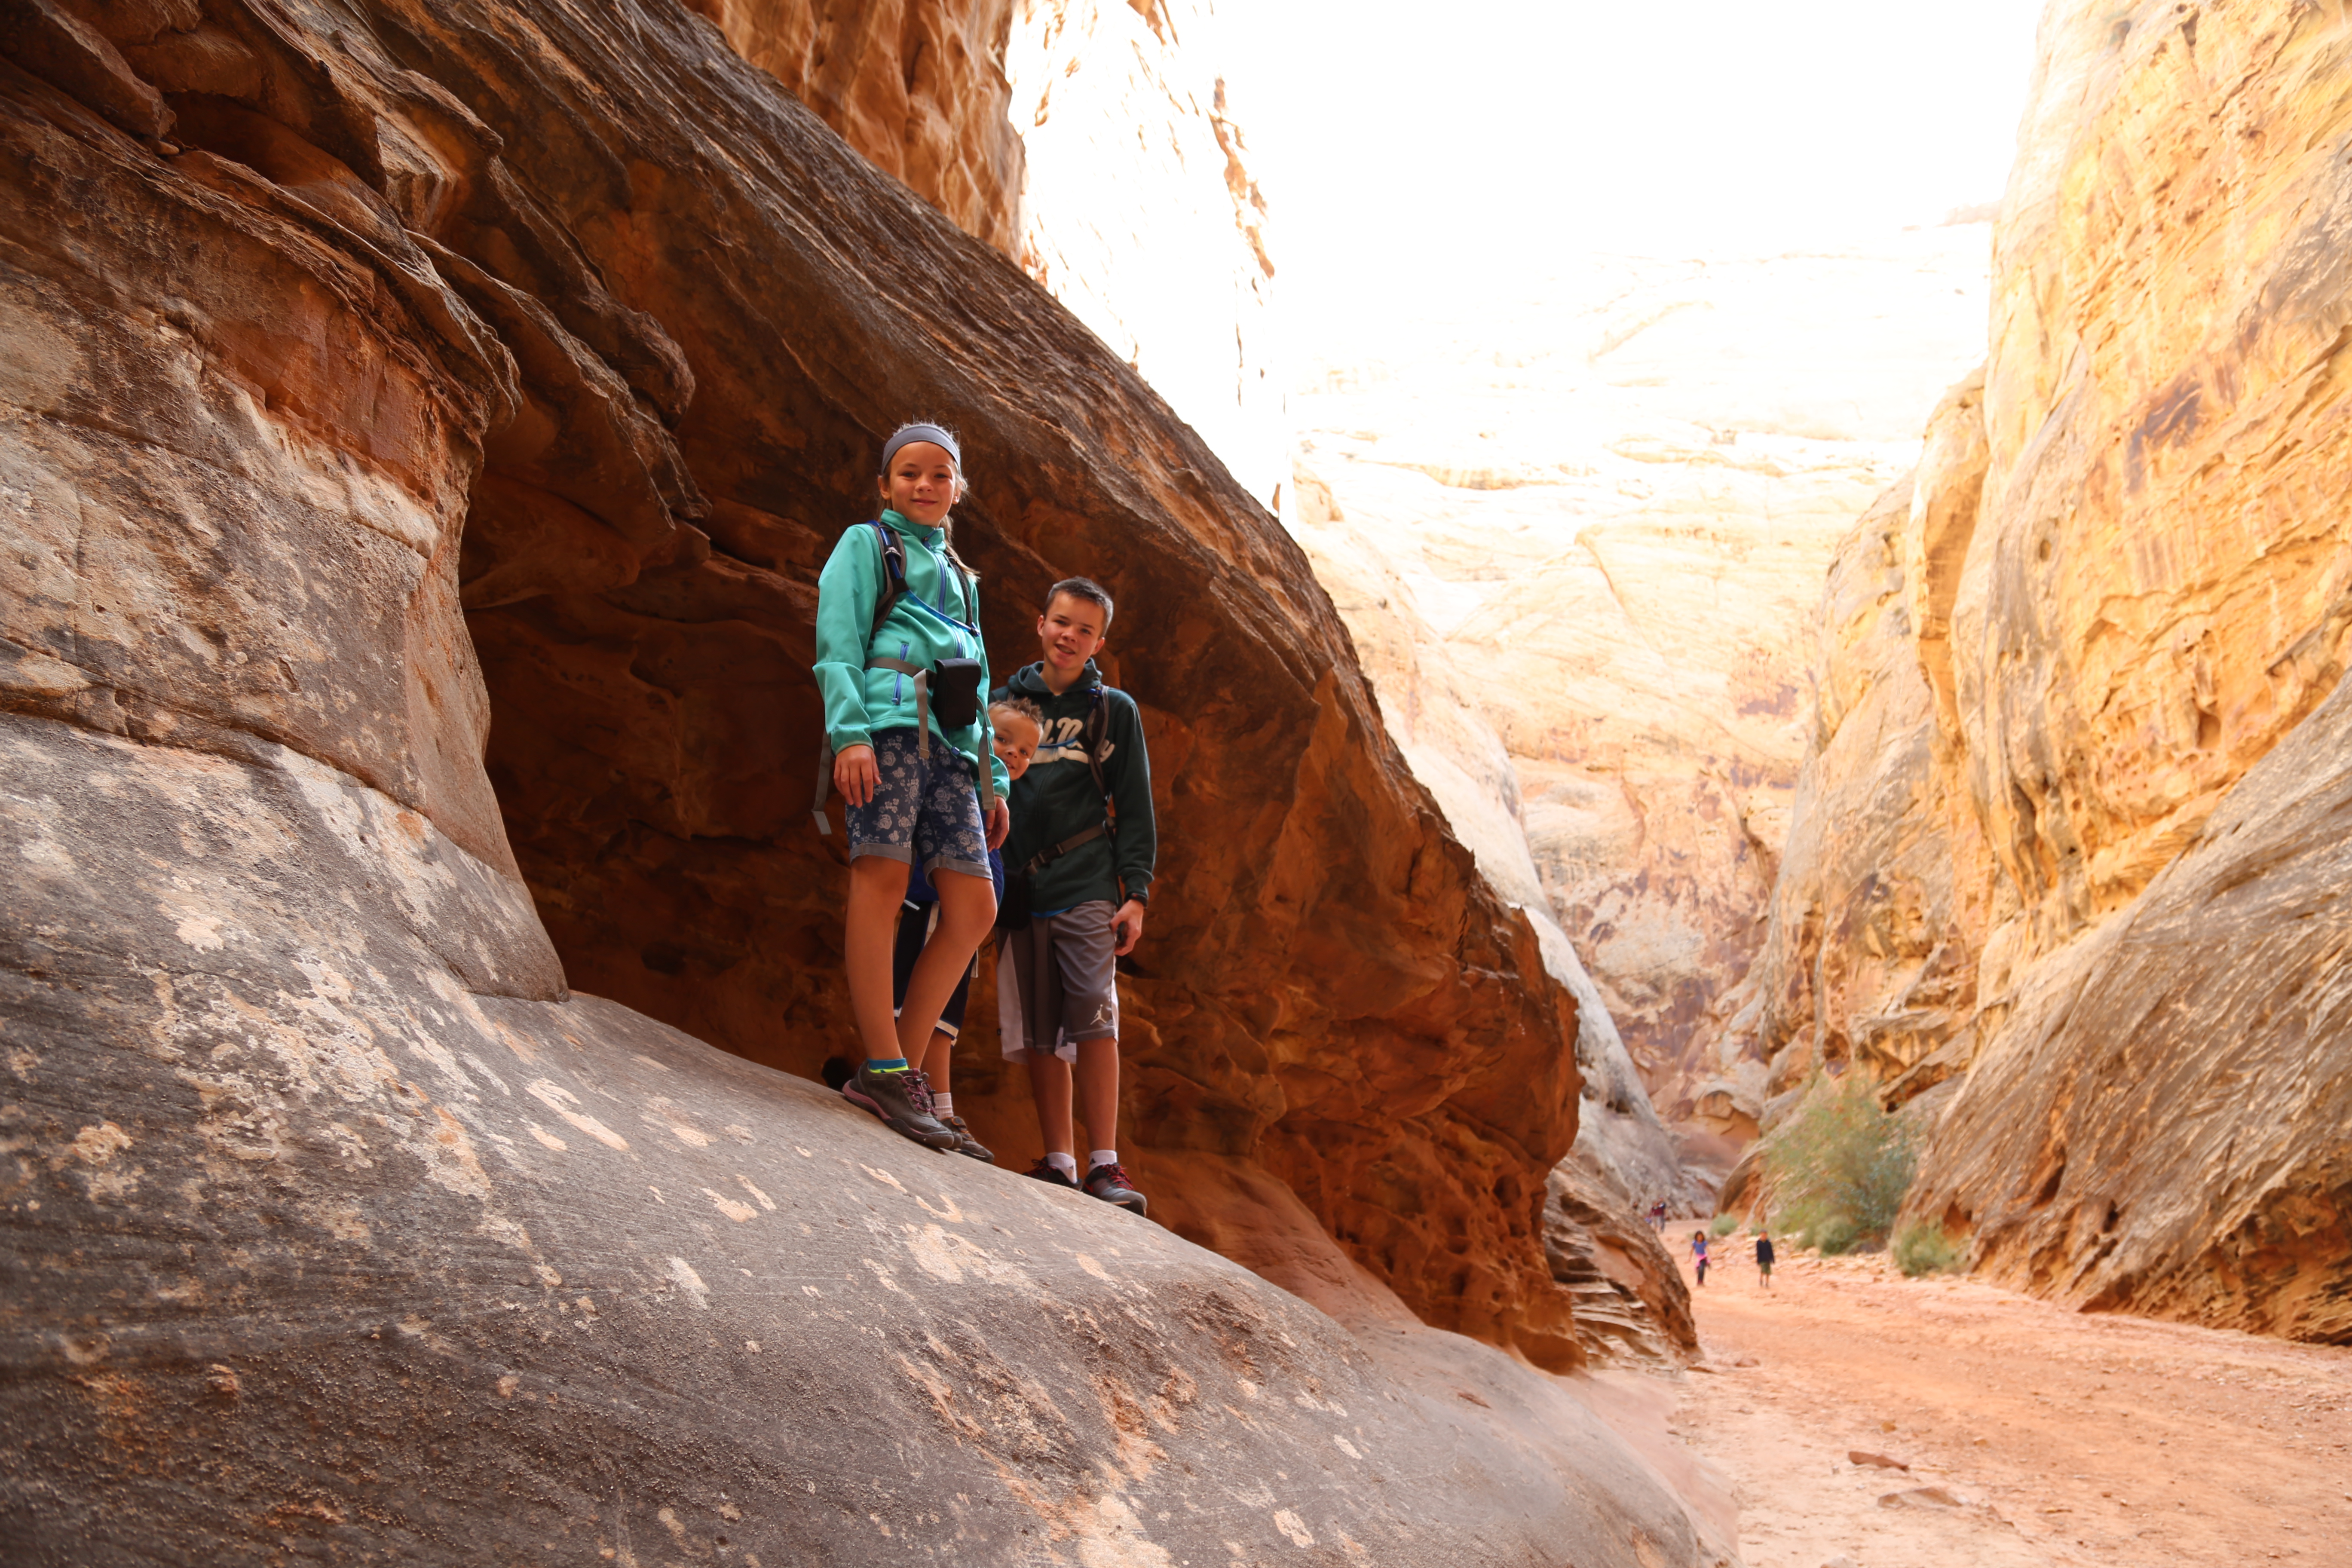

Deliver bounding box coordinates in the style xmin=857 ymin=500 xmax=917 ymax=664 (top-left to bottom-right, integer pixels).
xmin=989 ymin=695 xmax=1044 ymax=735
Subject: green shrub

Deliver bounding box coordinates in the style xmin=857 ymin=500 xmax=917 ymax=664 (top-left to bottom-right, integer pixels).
xmin=1893 ymin=1221 xmax=1966 ymax=1277
xmin=1813 ymin=1215 xmax=1863 ymax=1255
xmin=1759 ymin=1073 xmax=1920 ymax=1249
xmin=1708 ymin=1212 xmax=1740 ymax=1237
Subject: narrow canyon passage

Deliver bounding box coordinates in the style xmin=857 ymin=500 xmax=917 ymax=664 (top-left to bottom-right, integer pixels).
xmin=1653 ymin=1226 xmax=2352 ymax=1568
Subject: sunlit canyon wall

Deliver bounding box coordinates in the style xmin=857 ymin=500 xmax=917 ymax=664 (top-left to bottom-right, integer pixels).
xmin=686 ymin=0 xmax=1282 ymax=502
xmin=1289 ymin=238 xmax=1994 ymax=1174
xmin=1742 ymin=0 xmax=2352 ymax=1343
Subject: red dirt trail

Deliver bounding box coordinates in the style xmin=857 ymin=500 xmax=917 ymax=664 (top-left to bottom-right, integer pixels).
xmin=1659 ymin=1224 xmax=2352 ymax=1568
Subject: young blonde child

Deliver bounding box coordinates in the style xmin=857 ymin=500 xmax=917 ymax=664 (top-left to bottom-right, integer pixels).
xmin=812 ymin=423 xmax=1011 ymax=1148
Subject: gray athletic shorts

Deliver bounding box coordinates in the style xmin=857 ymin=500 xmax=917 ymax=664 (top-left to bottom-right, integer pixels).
xmin=996 ymin=900 xmax=1120 ymax=1062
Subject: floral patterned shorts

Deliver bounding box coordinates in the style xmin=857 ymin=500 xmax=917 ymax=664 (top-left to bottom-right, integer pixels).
xmin=845 ymin=726 xmax=989 ymax=881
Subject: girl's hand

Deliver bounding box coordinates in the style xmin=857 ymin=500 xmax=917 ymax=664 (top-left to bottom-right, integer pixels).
xmin=984 ymin=799 xmax=1010 ymax=851
xmin=833 ymin=744 xmax=879 ymax=806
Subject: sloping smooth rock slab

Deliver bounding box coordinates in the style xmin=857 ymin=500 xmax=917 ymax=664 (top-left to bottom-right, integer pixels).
xmin=0 ymin=714 xmax=1720 ymax=1564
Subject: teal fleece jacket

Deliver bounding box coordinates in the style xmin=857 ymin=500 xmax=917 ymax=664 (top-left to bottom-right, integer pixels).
xmin=813 ymin=511 xmax=1011 ymax=802
xmin=995 ymin=659 xmax=1155 ymax=910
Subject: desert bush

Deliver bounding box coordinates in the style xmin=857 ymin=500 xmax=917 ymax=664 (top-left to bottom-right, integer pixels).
xmin=1708 ymin=1212 xmax=1740 ymax=1237
xmin=1760 ymin=1073 xmax=1919 ymax=1248
xmin=1893 ymin=1221 xmax=1966 ymax=1277
xmin=1813 ymin=1215 xmax=1863 ymax=1255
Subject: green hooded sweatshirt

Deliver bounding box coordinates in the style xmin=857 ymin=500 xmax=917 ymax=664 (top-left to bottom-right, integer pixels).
xmin=995 ymin=659 xmax=1155 ymax=912
xmin=813 ymin=511 xmax=1011 ymax=802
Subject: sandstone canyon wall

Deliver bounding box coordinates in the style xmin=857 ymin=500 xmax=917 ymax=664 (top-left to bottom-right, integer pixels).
xmin=685 ymin=0 xmax=1283 ymax=504
xmin=679 ymin=0 xmax=1026 ymax=254
xmin=1736 ymin=0 xmax=2352 ymax=1342
xmin=1287 ymin=240 xmax=1993 ymax=1162
xmin=0 ymin=0 xmax=1740 ymax=1555
xmin=1005 ymin=0 xmax=1283 ymax=505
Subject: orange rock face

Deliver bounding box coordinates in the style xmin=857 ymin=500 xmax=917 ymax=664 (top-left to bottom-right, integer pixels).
xmin=686 ymin=0 xmax=1284 ymax=501
xmin=0 ymin=0 xmax=1584 ymax=1381
xmin=681 ymin=0 xmax=1026 ymax=254
xmin=1736 ymin=0 xmax=2352 ymax=1340
xmin=1544 ymin=1155 xmax=1700 ymax=1369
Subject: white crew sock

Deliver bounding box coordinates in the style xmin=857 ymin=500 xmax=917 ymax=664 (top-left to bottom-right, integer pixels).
xmin=1045 ymin=1152 xmax=1079 ymax=1179
xmin=1089 ymin=1149 xmax=1118 ymax=1172
xmin=931 ymin=1092 xmax=956 ymax=1117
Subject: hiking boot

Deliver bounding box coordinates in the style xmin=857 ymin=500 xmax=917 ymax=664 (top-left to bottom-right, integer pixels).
xmin=841 ymin=1063 xmax=957 ymax=1150
xmin=939 ymin=1113 xmax=995 ymax=1164
xmin=1024 ymin=1158 xmax=1079 ymax=1189
xmin=1083 ymin=1161 xmax=1148 ymax=1217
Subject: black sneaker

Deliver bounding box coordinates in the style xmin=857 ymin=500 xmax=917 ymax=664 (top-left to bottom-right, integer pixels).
xmin=1024 ymin=1158 xmax=1079 ymax=1188
xmin=841 ymin=1063 xmax=957 ymax=1150
xmin=1083 ymin=1161 xmax=1148 ymax=1217
xmin=938 ymin=1113 xmax=995 ymax=1164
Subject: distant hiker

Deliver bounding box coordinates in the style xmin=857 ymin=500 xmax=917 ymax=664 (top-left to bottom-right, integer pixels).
xmin=993 ymin=577 xmax=1157 ymax=1216
xmin=882 ymin=698 xmax=1044 ymax=1163
xmin=1650 ymin=1200 xmax=1669 ymax=1230
xmin=811 ymin=423 xmax=1011 ymax=1149
xmin=1755 ymin=1231 xmax=1775 ymax=1289
xmin=1690 ymin=1230 xmax=1709 ymax=1286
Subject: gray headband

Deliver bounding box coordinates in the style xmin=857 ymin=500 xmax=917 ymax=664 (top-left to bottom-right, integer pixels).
xmin=879 ymin=423 xmax=962 ymax=473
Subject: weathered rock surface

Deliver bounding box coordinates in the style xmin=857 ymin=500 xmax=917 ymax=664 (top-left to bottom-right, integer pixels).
xmin=1724 ymin=436 xmax=1993 ymax=1124
xmin=1544 ymin=1155 xmax=1700 ymax=1370
xmin=1007 ymin=0 xmax=1282 ymax=503
xmin=1286 ymin=239 xmax=1991 ymax=1138
xmin=0 ymin=715 xmax=1725 ymax=1562
xmin=1909 ymin=666 xmax=2352 ymax=1342
xmin=1732 ymin=0 xmax=2352 ymax=1338
xmin=0 ymin=0 xmax=1688 ymax=1545
xmin=681 ymin=0 xmax=1026 ymax=254
xmin=1288 ymin=474 xmax=1710 ymax=1215
xmin=685 ymin=0 xmax=1282 ymax=502
xmin=1945 ymin=0 xmax=2352 ymax=985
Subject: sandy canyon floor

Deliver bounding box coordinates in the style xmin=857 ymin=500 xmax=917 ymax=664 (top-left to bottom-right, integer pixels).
xmin=1645 ymin=1225 xmax=2352 ymax=1568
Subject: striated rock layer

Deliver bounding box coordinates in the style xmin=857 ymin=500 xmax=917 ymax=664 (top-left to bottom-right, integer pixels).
xmin=0 ymin=0 xmax=1704 ymax=1550
xmin=1736 ymin=0 xmax=2352 ymax=1341
xmin=1544 ymin=1155 xmax=1700 ymax=1370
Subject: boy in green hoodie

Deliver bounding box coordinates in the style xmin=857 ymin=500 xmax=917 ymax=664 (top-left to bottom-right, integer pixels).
xmin=993 ymin=578 xmax=1156 ymax=1215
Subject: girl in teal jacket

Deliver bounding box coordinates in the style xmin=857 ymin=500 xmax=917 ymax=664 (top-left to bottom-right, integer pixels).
xmin=813 ymin=423 xmax=1010 ymax=1148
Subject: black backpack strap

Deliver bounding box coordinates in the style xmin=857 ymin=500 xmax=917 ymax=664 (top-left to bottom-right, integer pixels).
xmin=1084 ymin=686 xmax=1115 ymax=832
xmin=867 ymin=519 xmax=906 ymax=641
